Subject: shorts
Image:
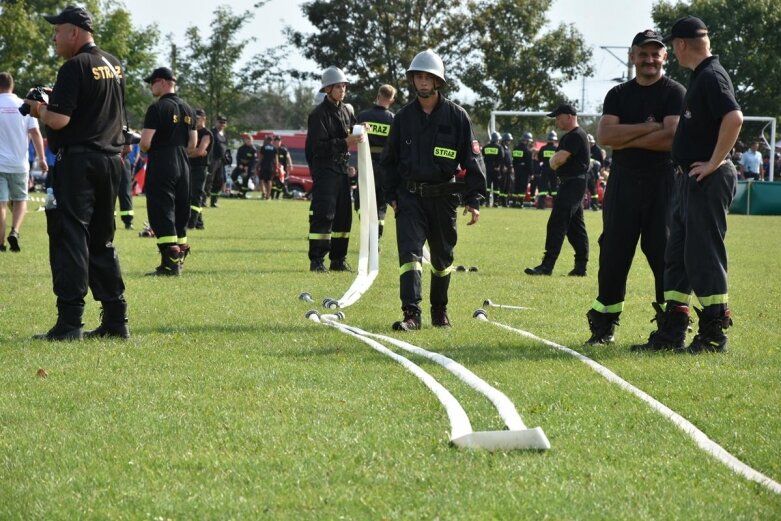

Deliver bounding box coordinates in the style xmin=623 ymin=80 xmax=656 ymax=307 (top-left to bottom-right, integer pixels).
xmin=260 ymin=168 xmax=274 ymax=181
xmin=0 ymin=171 xmax=28 ymax=202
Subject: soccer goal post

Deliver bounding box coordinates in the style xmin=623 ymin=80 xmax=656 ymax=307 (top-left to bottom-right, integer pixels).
xmin=490 ymin=111 xmax=776 ymax=182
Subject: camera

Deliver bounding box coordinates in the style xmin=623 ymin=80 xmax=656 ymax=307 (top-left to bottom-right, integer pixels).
xmin=18 ymin=86 xmax=51 ymax=116
xmin=123 ymin=128 xmax=141 ymax=145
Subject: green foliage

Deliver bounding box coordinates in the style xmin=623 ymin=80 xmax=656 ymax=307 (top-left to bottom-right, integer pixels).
xmin=652 ymin=0 xmax=781 ymax=125
xmin=1 ymin=196 xmax=781 ymax=518
xmin=463 ymin=0 xmax=593 ymax=126
xmin=287 ymin=0 xmax=473 ymax=108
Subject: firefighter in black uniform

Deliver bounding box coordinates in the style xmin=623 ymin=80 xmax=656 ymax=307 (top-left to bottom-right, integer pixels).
xmin=206 ymin=115 xmax=229 ymax=207
xmin=187 ymin=108 xmax=212 ymax=229
xmin=512 ymin=132 xmax=534 ymax=207
xmin=634 ymin=17 xmax=743 ymax=353
xmin=306 ymin=66 xmax=363 ymax=272
xmin=355 ymin=84 xmax=396 ymax=238
xmin=584 ymin=30 xmax=686 ymax=345
xmin=525 ymin=105 xmax=589 ymax=276
xmin=233 ymin=133 xmax=257 ymax=197
xmin=498 ymin=132 xmax=513 ymax=207
xmin=272 ymin=135 xmax=290 ymax=199
xmin=257 ymin=135 xmax=278 ymax=200
xmin=28 ymin=6 xmax=129 ymax=340
xmin=537 ymin=131 xmax=558 ymax=208
xmin=118 ymin=153 xmax=135 ymax=229
xmin=382 ymin=49 xmax=486 ymax=330
xmin=140 ymin=67 xmax=197 ymax=276
xmin=586 ymin=134 xmax=603 ymax=210
xmin=482 ymin=132 xmax=502 ymax=206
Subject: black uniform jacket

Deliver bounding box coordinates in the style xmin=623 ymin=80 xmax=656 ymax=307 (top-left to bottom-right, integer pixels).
xmin=306 ymin=97 xmax=355 ymax=170
xmin=356 ymin=105 xmax=394 ymax=161
xmin=382 ymin=94 xmax=486 ymax=209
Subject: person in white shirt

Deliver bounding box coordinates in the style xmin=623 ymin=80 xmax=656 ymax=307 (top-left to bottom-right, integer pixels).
xmin=0 ymin=72 xmax=48 ymax=251
xmin=739 ymin=141 xmax=763 ymax=180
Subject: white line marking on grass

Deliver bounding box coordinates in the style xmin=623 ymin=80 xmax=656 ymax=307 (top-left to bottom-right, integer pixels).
xmin=308 ymin=314 xmax=549 ymax=450
xmin=482 ymin=317 xmax=781 ymax=495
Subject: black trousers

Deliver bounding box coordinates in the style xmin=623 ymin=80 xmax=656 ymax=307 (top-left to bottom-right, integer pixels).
xmin=664 ymin=163 xmax=736 ymax=317
xmin=46 ymin=151 xmax=125 ymax=308
xmin=206 ymin=159 xmax=225 ymax=197
xmin=146 ymin=147 xmax=190 ymax=249
xmin=354 ymin=159 xmax=388 ymax=236
xmin=544 ymin=177 xmax=588 ymax=266
xmin=514 ymin=167 xmax=529 ymax=201
xmin=118 ymin=157 xmax=134 ymax=224
xmin=395 ymin=189 xmax=458 ymax=314
xmin=593 ymin=163 xmax=673 ymax=313
xmin=189 ymin=163 xmax=208 ymax=220
xmin=308 ymin=166 xmax=352 ymax=262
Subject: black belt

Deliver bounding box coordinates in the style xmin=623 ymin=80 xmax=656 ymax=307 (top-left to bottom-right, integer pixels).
xmin=60 ymin=145 xmax=117 ymax=155
xmin=406 ymin=180 xmax=464 ymax=197
xmin=558 ymin=174 xmax=587 ymax=181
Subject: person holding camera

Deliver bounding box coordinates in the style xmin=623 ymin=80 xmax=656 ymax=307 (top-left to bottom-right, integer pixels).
xmin=140 ymin=67 xmax=197 ymax=276
xmin=25 ymin=6 xmax=130 ymax=340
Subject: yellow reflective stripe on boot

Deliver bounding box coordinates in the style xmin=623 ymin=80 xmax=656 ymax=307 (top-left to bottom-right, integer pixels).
xmin=119 ymin=210 xmax=134 ymax=216
xmin=664 ymin=290 xmax=692 ymax=305
xmin=591 ymin=299 xmax=623 ymax=313
xmin=378 ymin=219 xmax=385 ymax=226
xmin=309 ymin=233 xmax=331 ymax=240
xmin=332 ymin=232 xmax=350 ymax=239
xmin=698 ymin=293 xmax=729 ymax=307
xmin=156 ymin=235 xmax=178 ymax=245
xmin=431 ymin=265 xmax=454 ymax=277
xmin=399 ymin=261 xmax=423 ymax=275
xmin=190 ymin=205 xmax=203 ymax=213
xmin=177 ymin=238 xmax=188 ymax=245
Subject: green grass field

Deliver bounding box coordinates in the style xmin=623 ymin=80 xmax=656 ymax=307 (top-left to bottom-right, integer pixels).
xmin=1 ymin=195 xmax=780 ymax=519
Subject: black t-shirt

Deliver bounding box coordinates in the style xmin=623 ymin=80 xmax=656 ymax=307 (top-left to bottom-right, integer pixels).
xmin=143 ymin=93 xmax=195 ymax=151
xmin=603 ymin=75 xmax=686 ymax=169
xmin=672 ymin=56 xmax=741 ymax=166
xmin=236 ymin=144 xmax=257 ymax=169
xmin=46 ymin=44 xmax=125 ymax=153
xmin=277 ymin=145 xmax=290 ymax=168
xmin=190 ymin=127 xmax=213 ymax=167
xmin=556 ymin=126 xmax=590 ymax=177
xmin=259 ymin=143 xmax=277 ymax=172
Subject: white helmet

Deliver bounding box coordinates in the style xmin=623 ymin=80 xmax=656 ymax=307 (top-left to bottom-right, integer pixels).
xmin=406 ymin=49 xmax=446 ymax=86
xmin=320 ymin=66 xmax=349 ymax=92
xmin=587 ymin=133 xmax=596 ymax=144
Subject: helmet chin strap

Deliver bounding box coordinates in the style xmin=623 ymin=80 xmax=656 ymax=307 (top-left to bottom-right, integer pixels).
xmin=416 ymin=87 xmax=438 ymax=99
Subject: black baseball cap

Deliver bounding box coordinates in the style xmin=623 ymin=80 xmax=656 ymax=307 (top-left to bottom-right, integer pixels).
xmin=663 ymin=16 xmax=708 ymax=43
xmin=273 ymin=135 xmax=281 ymax=141
xmin=547 ymin=104 xmax=577 ymax=118
xmin=44 ymin=5 xmax=94 ymax=33
xmin=144 ymin=67 xmax=176 ymax=83
xmin=195 ymin=109 xmax=206 ymax=117
xmin=216 ymin=115 xmax=228 ymax=122
xmin=632 ymin=29 xmax=665 ymax=48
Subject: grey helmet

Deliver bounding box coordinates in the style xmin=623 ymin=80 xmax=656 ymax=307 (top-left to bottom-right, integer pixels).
xmin=406 ymin=49 xmax=446 ymax=86
xmin=547 ymin=130 xmax=558 ymax=141
xmin=502 ymin=132 xmax=513 ymax=142
xmin=587 ymin=133 xmax=596 ymax=144
xmin=490 ymin=131 xmax=500 ymax=143
xmin=320 ymin=66 xmax=349 ymax=92
xmin=521 ymin=132 xmax=533 ymax=142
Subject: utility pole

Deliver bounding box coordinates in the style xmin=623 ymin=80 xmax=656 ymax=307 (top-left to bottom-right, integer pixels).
xmin=600 ymin=46 xmax=633 ymax=81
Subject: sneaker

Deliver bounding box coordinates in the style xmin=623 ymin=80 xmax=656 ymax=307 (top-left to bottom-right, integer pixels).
xmin=585 ymin=309 xmax=619 ymax=345
xmin=310 ymin=259 xmax=328 ymax=273
xmin=431 ymin=307 xmax=451 ymax=328
xmin=524 ymin=265 xmax=552 ymax=276
xmin=8 ymin=229 xmax=20 ymax=252
xmin=631 ymin=304 xmax=690 ymax=352
xmin=680 ymin=308 xmax=732 ymax=354
xmin=392 ymin=310 xmax=421 ymax=331
xmin=329 ymin=259 xmax=353 ymax=272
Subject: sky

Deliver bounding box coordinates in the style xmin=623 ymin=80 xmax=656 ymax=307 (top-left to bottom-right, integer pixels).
xmin=131 ymin=0 xmax=660 ymax=113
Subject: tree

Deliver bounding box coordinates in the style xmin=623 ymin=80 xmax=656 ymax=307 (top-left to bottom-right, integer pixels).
xmin=463 ymin=0 xmax=593 ymax=128
xmin=287 ymin=0 xmax=472 ymax=109
xmin=652 ymin=0 xmax=781 ymax=122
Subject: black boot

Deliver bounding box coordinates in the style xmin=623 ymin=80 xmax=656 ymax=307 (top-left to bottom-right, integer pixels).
xmin=146 ymin=245 xmax=182 ymax=276
xmin=179 ymin=244 xmax=190 ymax=271
xmin=210 ymin=195 xmax=219 ymax=208
xmin=682 ymin=307 xmax=732 ymax=354
xmin=586 ymin=309 xmax=619 ymax=345
xmin=33 ymin=303 xmax=84 ymax=341
xmin=525 ymin=254 xmax=555 ymax=276
xmin=310 ymin=259 xmax=328 ymax=272
xmin=568 ymin=260 xmax=588 ymax=277
xmin=392 ymin=308 xmax=421 ymax=331
xmin=329 ymin=259 xmax=353 ymax=272
xmin=431 ymin=306 xmax=451 ymax=328
xmin=631 ymin=303 xmax=690 ymax=352
xmin=84 ymin=300 xmax=130 ymax=339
